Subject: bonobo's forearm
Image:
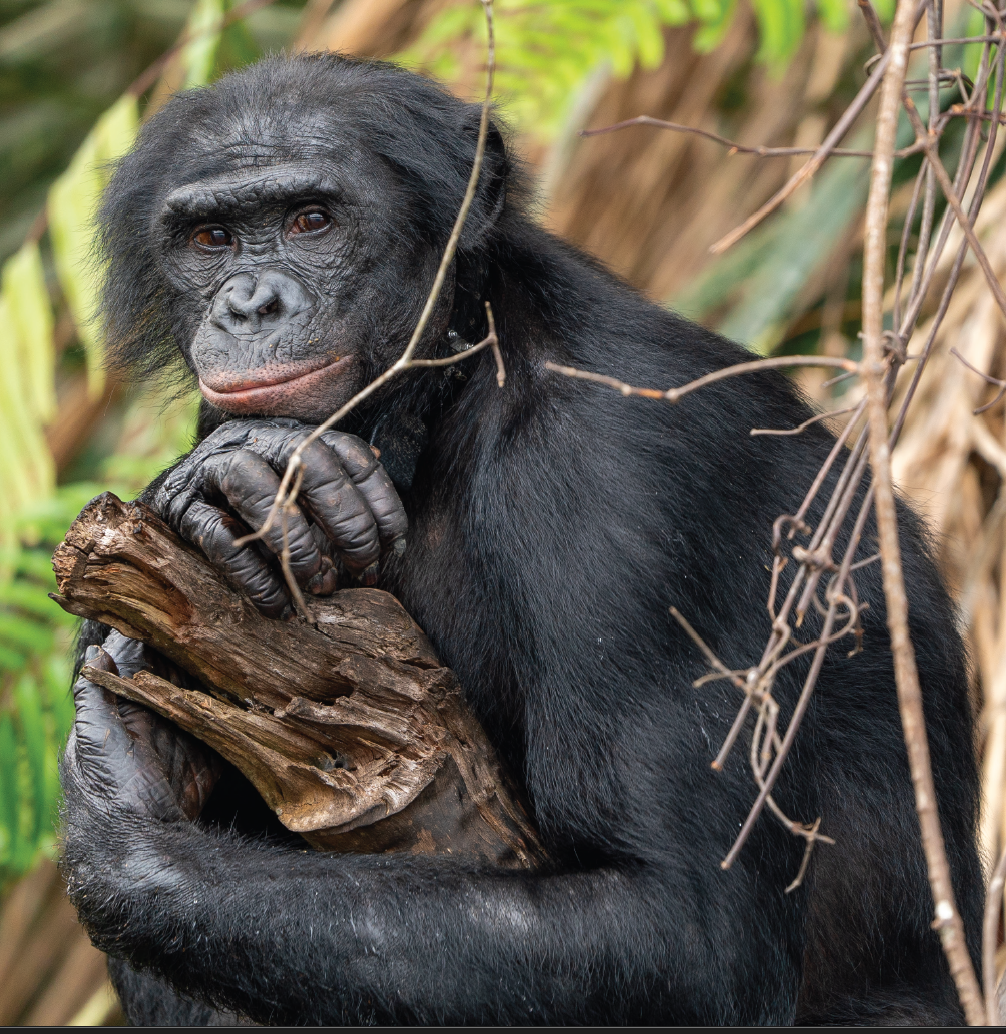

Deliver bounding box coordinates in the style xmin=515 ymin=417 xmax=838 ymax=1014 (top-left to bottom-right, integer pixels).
xmin=61 ymin=800 xmax=790 ymax=1026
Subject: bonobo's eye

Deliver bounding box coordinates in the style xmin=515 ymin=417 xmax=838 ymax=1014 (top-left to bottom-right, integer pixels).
xmin=191 ymin=225 xmax=234 ymax=251
xmin=289 ymin=207 xmax=333 ymax=236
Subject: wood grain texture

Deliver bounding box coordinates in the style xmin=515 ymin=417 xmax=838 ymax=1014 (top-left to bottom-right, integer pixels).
xmin=54 ymin=492 xmax=544 ymax=869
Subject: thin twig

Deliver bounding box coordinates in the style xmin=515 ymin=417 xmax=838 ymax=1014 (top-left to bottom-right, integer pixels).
xmin=859 ymin=0 xmax=888 ymax=51
xmin=544 ymin=356 xmax=859 ymax=404
xmin=580 ymin=115 xmax=925 ymax=159
xmin=909 ymin=32 xmax=1004 ymax=47
xmin=749 ymin=405 xmax=861 ymax=437
xmin=861 ymin=0 xmax=985 ymax=1021
xmin=983 ymin=845 xmax=1006 ymax=1024
xmin=902 ymin=96 xmax=1006 ymax=323
xmin=279 ymin=468 xmax=312 ymax=621
xmin=709 ymin=0 xmax=929 ymax=255
xmin=951 ymin=346 xmax=1006 ymax=414
xmin=670 ymin=607 xmax=746 ymax=692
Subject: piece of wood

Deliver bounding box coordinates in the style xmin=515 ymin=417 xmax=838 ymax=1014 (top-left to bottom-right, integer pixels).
xmin=53 ymin=493 xmax=544 ymax=869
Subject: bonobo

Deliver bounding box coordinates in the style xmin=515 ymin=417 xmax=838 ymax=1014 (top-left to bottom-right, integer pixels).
xmin=60 ymin=54 xmax=982 ymax=1025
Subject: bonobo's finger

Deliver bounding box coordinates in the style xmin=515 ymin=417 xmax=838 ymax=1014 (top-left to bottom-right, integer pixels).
xmin=234 ymin=428 xmax=380 ymax=572
xmin=320 ymin=430 xmax=409 ymax=554
xmin=178 ymin=500 xmax=295 ymax=617
xmin=99 ymin=630 xmax=147 ymax=679
xmin=204 ymin=448 xmax=329 ymax=589
xmin=239 ymin=425 xmax=405 ymax=568
xmin=68 ymin=635 xmax=220 ymax=820
xmin=278 ymin=437 xmax=384 ymax=572
xmin=152 ymin=420 xmax=254 ymax=529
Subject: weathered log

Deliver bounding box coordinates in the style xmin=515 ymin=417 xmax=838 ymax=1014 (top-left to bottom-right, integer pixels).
xmin=52 ymin=493 xmax=544 ymax=869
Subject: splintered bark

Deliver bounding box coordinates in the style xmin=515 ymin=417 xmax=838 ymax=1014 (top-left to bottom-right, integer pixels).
xmin=52 ymin=493 xmax=544 ymax=869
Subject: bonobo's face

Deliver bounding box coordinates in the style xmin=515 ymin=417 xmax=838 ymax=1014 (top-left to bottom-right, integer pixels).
xmin=158 ymin=150 xmax=421 ymax=424
xmin=100 ymin=56 xmax=506 ymax=420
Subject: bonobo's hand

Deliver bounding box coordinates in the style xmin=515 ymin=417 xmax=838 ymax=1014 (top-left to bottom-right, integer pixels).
xmin=153 ymin=418 xmax=408 ymax=617
xmin=63 ymin=631 xmax=221 ymax=821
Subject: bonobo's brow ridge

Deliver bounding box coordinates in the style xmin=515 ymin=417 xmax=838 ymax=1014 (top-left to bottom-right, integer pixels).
xmin=161 ymin=167 xmax=346 ymax=220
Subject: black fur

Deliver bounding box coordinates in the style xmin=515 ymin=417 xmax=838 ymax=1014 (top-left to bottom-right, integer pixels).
xmin=61 ymin=54 xmax=982 ymax=1025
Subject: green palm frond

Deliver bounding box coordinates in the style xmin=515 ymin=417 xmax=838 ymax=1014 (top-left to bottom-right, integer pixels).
xmin=402 ymin=0 xmax=850 ymax=135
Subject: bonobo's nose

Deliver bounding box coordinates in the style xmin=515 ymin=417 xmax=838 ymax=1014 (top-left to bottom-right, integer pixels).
xmin=212 ymin=270 xmax=313 ymax=334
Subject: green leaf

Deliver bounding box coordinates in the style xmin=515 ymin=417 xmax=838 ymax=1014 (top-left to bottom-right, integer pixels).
xmin=2 ymin=242 xmax=56 ymax=425
xmin=751 ymin=0 xmax=805 ymax=65
xmin=629 ymin=6 xmax=665 ymax=70
xmin=182 ymin=0 xmax=226 ymax=89
xmin=815 ymin=0 xmax=849 ymax=35
xmin=14 ymin=674 xmax=47 ymax=852
xmin=0 ymin=612 xmax=54 ymax=655
xmin=48 ymin=94 xmax=138 ymax=399
xmin=693 ymin=0 xmax=737 ymax=53
xmin=407 ymin=0 xmax=810 ymax=136
xmin=0 ymin=715 xmax=20 ymax=867
xmin=42 ymin=654 xmax=75 ymax=743
xmin=0 ymin=582 xmax=75 ymax=625
xmin=654 ymin=0 xmax=692 ymax=25
xmin=0 ymin=295 xmax=54 ymax=509
xmin=0 ymin=642 xmax=27 ymax=671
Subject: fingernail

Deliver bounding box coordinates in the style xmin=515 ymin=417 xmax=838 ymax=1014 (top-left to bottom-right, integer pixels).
xmin=362 ymin=561 xmax=380 ymax=586
xmin=306 ymin=557 xmax=338 ymax=596
xmin=392 ymin=537 xmax=407 ymax=557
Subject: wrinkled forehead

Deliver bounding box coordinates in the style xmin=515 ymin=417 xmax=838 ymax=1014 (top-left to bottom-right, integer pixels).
xmin=158 ymin=103 xmax=390 ymax=218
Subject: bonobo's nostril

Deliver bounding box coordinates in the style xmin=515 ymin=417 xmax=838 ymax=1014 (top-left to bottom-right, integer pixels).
xmin=257 ymin=299 xmax=279 ymax=317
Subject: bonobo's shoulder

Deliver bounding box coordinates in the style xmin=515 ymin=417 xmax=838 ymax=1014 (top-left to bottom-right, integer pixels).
xmin=494 ymin=220 xmax=815 ymax=429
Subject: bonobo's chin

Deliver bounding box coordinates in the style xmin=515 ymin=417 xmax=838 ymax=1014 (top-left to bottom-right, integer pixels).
xmin=198 ymin=354 xmax=358 ymax=423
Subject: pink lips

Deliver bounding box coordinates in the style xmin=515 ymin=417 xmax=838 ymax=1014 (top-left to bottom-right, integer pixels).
xmin=198 ymin=355 xmax=352 ymax=415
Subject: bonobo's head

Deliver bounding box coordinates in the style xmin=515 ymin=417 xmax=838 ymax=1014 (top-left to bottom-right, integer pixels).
xmin=99 ymin=55 xmax=516 ymax=423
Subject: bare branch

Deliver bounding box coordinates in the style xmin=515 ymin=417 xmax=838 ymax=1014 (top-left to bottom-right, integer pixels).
xmin=709 ymin=0 xmax=929 ymax=255
xmin=749 ymin=405 xmax=861 ymax=438
xmin=984 ymin=845 xmax=1006 ymax=1025
xmin=861 ymin=0 xmax=985 ymax=1020
xmin=902 ymin=96 xmax=1006 ymax=323
xmin=951 ymin=346 xmax=1006 ymax=414
xmin=544 ymin=356 xmax=859 ymax=405
xmin=580 ymin=115 xmax=924 ymax=160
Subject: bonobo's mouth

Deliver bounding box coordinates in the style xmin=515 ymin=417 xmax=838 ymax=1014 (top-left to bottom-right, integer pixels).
xmin=198 ymin=355 xmax=354 ymax=416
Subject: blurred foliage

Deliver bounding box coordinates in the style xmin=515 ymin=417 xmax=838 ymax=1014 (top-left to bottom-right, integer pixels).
xmin=672 ymin=18 xmax=1006 ymax=355
xmin=404 ymin=0 xmax=851 ymax=134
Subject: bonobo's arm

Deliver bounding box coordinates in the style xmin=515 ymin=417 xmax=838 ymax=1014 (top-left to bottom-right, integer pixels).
xmin=62 ymin=700 xmax=797 ymax=1025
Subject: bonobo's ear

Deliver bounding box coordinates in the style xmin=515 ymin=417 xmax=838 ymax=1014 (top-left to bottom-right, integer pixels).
xmin=456 ymin=115 xmax=510 ymax=254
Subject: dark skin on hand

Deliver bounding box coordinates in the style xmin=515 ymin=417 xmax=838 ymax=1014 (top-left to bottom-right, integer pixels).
xmin=61 ymin=54 xmax=983 ymax=1026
